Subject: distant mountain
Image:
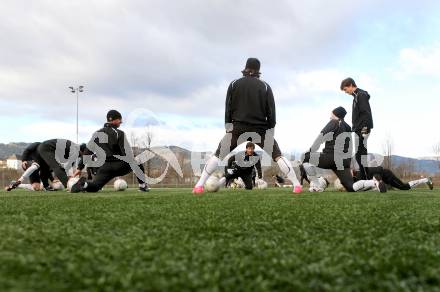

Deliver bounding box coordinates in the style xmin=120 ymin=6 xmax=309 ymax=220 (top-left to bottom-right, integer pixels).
xmin=390 ymin=155 xmax=440 ymax=175
xmin=0 ymin=143 xmax=29 ymax=160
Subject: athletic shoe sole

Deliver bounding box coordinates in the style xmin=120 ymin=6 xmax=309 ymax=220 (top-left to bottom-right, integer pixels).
xmin=5 ymin=180 xmax=20 ymax=191
xmin=427 ymin=177 xmax=434 ymax=190
xmin=373 ymin=175 xmax=387 ymax=193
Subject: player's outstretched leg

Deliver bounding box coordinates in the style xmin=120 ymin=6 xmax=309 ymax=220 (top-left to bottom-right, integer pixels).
xmin=5 ymin=162 xmax=41 ymax=191
xmin=408 ymin=177 xmax=433 ymax=190
xmin=276 ymin=156 xmax=302 ymax=193
xmin=193 ymin=156 xmax=220 ymax=194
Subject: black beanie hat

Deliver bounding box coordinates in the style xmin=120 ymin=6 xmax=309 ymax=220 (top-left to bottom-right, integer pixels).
xmin=79 ymin=143 xmax=87 ymax=153
xmin=332 ymin=106 xmax=347 ymax=119
xmin=244 ymin=58 xmax=261 ymax=72
xmin=107 ymin=110 xmax=122 ymax=121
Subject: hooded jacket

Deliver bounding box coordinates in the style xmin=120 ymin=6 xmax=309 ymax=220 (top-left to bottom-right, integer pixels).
xmin=352 ymin=88 xmax=373 ymax=132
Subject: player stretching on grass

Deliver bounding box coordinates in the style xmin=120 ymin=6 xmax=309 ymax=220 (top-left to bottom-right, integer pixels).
xmin=11 ymin=142 xmax=54 ymax=191
xmin=218 ymin=142 xmax=262 ymax=190
xmin=5 ymin=139 xmax=83 ymax=190
xmin=70 ymin=110 xmax=150 ymax=193
xmin=302 ymin=106 xmax=386 ymax=193
xmin=193 ymin=58 xmax=302 ymax=194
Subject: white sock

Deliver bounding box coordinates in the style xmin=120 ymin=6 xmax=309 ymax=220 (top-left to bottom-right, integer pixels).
xmin=19 ymin=163 xmax=40 ymax=182
xmin=353 ymin=180 xmax=376 ymax=191
xmin=218 ymin=177 xmax=226 ymax=187
xmin=408 ymin=178 xmax=428 ymax=189
xmin=139 ymin=183 xmax=146 ymax=188
xmin=302 ymin=162 xmax=320 ymax=188
xmin=195 ymin=156 xmax=220 ymax=188
xmin=17 ymin=184 xmax=35 ymax=191
xmin=277 ymin=157 xmax=300 ymax=186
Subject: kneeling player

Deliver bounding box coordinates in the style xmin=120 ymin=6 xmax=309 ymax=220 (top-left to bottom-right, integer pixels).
xmin=6 ymin=139 xmax=82 ymax=191
xmin=354 ymin=167 xmax=433 ymax=191
xmin=302 ymin=106 xmax=386 ymax=193
xmin=219 ymin=142 xmax=262 ymax=190
xmin=71 ymin=110 xmax=150 ymax=193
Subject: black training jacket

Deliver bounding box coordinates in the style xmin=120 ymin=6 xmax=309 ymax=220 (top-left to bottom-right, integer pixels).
xmin=225 ymin=76 xmax=276 ymax=130
xmin=40 ymin=139 xmax=74 ymax=158
xmin=88 ymin=123 xmax=126 ymax=162
xmin=227 ymin=152 xmax=262 ymax=178
xmin=309 ymin=119 xmax=352 ymax=155
xmin=21 ymin=142 xmax=41 ymax=161
xmin=352 ymin=88 xmax=373 ymax=132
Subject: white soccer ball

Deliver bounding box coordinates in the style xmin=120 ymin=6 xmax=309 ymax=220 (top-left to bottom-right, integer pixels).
xmin=334 ymin=178 xmax=346 ymax=192
xmin=52 ymin=181 xmax=65 ymax=191
xmin=235 ymin=178 xmax=245 ymax=189
xmin=205 ymin=176 xmax=220 ymax=192
xmin=114 ymin=178 xmax=128 ymax=191
xmin=67 ymin=177 xmax=80 ymax=192
xmin=309 ymin=176 xmax=328 ymax=192
xmin=256 ymin=179 xmax=268 ymax=190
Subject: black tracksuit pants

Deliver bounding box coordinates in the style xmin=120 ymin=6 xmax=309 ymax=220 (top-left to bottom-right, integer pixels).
xmin=361 ymin=167 xmax=411 ymax=190
xmin=355 ymin=131 xmax=368 ymax=180
xmin=36 ymin=143 xmax=69 ymax=187
xmin=304 ymin=152 xmax=355 ymax=192
xmin=84 ymin=160 xmax=146 ymax=192
xmin=214 ymin=125 xmax=282 ymax=161
xmin=86 ymin=167 xmax=99 ymax=180
xmin=29 ymin=166 xmax=53 ymax=188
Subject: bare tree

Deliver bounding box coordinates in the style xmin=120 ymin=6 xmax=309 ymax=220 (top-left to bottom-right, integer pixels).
xmin=382 ymin=134 xmax=394 ymax=169
xmin=394 ymin=160 xmax=415 ymax=181
xmin=138 ymin=126 xmax=154 ymax=178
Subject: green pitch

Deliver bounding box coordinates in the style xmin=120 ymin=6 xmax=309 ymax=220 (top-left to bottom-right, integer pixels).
xmin=1 ymin=188 xmax=439 ymax=291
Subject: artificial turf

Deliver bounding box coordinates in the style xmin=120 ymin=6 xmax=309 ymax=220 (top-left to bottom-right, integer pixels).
xmin=1 ymin=188 xmax=440 ymax=291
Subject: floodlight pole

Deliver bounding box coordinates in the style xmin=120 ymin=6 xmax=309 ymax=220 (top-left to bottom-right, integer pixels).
xmin=69 ymin=86 xmax=84 ymax=143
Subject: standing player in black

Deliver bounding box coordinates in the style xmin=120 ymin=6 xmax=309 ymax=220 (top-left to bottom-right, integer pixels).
xmin=71 ymin=110 xmax=150 ymax=193
xmin=219 ymin=142 xmax=262 ymax=190
xmin=340 ymin=77 xmax=373 ymax=180
xmin=192 ymin=58 xmax=302 ymax=194
xmin=302 ymin=106 xmax=386 ymax=192
xmin=6 ymin=139 xmax=81 ymax=190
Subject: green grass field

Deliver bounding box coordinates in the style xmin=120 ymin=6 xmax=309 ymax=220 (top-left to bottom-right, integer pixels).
xmin=1 ymin=188 xmax=440 ymax=291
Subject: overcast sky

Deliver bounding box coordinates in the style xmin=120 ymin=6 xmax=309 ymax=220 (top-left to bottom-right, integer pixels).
xmin=1 ymin=0 xmax=439 ymax=158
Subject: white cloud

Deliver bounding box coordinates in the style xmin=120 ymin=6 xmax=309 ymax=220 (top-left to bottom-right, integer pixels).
xmin=0 ymin=0 xmax=371 ymax=122
xmin=1 ymin=0 xmax=439 ymax=159
xmin=397 ymin=45 xmax=440 ymax=78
